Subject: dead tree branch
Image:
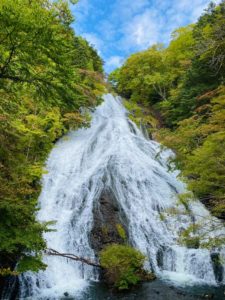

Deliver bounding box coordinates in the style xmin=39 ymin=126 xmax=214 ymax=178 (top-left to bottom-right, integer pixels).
xmin=45 ymin=248 xmax=101 ymax=268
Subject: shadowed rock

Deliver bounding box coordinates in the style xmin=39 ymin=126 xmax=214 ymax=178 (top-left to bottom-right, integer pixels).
xmin=90 ymin=189 xmax=129 ymax=252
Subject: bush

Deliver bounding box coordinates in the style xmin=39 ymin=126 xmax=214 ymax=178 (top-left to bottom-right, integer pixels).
xmin=100 ymin=244 xmax=154 ymax=290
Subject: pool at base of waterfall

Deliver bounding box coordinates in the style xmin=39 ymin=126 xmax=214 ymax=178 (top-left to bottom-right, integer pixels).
xmin=25 ymin=280 xmax=225 ymax=300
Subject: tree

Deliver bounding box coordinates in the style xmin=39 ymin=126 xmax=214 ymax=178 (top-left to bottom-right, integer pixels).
xmin=111 ymin=1 xmax=225 ymax=245
xmin=0 ymin=0 xmax=104 ymax=277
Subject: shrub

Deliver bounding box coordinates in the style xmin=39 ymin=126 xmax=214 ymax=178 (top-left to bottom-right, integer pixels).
xmin=100 ymin=244 xmax=153 ymax=290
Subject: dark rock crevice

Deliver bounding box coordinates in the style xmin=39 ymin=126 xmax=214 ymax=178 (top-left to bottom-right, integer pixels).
xmin=89 ymin=189 xmax=129 ymax=253
xmin=0 ymin=257 xmax=19 ymax=300
xmin=0 ymin=275 xmax=19 ymax=300
xmin=211 ymin=252 xmax=224 ymax=283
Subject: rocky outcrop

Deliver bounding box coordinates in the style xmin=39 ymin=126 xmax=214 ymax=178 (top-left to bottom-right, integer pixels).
xmin=89 ymin=189 xmax=129 ymax=252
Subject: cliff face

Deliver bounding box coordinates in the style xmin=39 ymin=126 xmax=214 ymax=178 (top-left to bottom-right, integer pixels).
xmin=90 ymin=189 xmax=129 ymax=253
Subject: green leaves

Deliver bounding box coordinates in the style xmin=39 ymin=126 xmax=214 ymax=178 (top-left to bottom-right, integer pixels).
xmin=110 ymin=27 xmax=195 ymax=108
xmin=100 ymin=244 xmax=147 ymax=290
xmin=111 ymin=1 xmax=225 ymax=247
xmin=17 ymin=255 xmax=47 ymax=273
xmin=116 ymin=224 xmax=126 ymax=241
xmin=0 ymin=0 xmax=104 ymax=275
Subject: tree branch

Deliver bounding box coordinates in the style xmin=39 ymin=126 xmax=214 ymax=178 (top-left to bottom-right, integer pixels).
xmin=0 ymin=44 xmax=16 ymax=76
xmin=45 ymin=248 xmax=101 ymax=268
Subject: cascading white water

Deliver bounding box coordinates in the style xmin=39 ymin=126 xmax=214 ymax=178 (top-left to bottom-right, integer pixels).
xmin=20 ymin=94 xmax=225 ymax=299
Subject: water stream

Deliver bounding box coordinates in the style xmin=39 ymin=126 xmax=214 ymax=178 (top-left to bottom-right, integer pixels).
xmin=19 ymin=94 xmax=225 ymax=299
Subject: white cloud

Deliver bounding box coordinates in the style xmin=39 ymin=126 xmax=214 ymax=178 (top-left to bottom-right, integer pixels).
xmin=112 ymin=0 xmax=149 ymax=20
xmin=98 ymin=20 xmax=117 ymax=42
xmin=72 ymin=0 xmax=92 ymax=22
xmin=119 ymin=0 xmax=220 ymax=51
xmin=105 ymin=56 xmax=124 ymax=70
xmin=121 ymin=9 xmax=161 ymax=51
xmin=73 ymin=0 xmax=221 ymax=72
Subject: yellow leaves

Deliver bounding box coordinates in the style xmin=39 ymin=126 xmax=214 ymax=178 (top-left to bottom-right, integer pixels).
xmin=202 ymin=23 xmax=212 ymax=37
xmin=168 ymin=25 xmax=194 ymax=65
xmin=93 ymin=82 xmax=107 ymax=96
xmin=154 ymin=128 xmax=173 ymax=144
xmin=0 ymin=268 xmax=19 ymax=276
xmin=10 ymin=106 xmax=64 ymax=149
xmin=63 ymin=111 xmax=88 ymax=129
xmin=11 ymin=119 xmax=28 ymax=134
xmin=145 ymin=115 xmax=159 ymax=128
xmin=63 ymin=112 xmax=83 ymax=122
xmin=124 ymin=100 xmax=159 ymax=130
xmin=27 ymin=163 xmax=46 ymax=180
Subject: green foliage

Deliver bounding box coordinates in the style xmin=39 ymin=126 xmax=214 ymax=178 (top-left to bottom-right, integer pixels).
xmin=110 ymin=26 xmax=194 ymax=110
xmin=158 ymin=87 xmax=225 ymax=218
xmin=193 ymin=1 xmax=225 ymax=79
xmin=111 ymin=1 xmax=225 ymax=246
xmin=0 ymin=0 xmax=104 ymax=274
xmin=124 ymin=100 xmax=159 ymax=129
xmin=100 ymin=244 xmax=147 ymax=290
xmin=181 ymin=233 xmax=200 ymax=249
xmin=17 ymin=255 xmax=47 ymax=273
xmin=116 ymin=224 xmax=126 ymax=241
xmin=111 ymin=44 xmax=173 ymax=104
xmin=179 ymin=215 xmax=225 ymax=249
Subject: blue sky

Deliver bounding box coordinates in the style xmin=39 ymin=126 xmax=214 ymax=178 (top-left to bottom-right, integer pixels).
xmin=71 ymin=0 xmax=219 ymax=73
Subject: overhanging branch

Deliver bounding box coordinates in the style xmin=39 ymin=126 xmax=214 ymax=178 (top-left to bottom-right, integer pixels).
xmin=45 ymin=248 xmax=101 ymax=268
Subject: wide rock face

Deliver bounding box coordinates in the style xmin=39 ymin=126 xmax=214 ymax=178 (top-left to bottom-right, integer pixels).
xmin=89 ymin=189 xmax=128 ymax=253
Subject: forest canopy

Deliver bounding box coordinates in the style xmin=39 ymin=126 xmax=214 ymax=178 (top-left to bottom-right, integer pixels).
xmin=109 ymin=1 xmax=225 ymax=221
xmin=0 ymin=0 xmax=105 ymax=275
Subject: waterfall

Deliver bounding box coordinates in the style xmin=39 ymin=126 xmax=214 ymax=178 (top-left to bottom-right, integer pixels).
xmin=20 ymin=94 xmax=225 ymax=299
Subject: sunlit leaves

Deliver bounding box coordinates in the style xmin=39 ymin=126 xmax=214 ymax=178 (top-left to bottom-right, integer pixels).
xmin=0 ymin=0 xmax=104 ymax=274
xmin=111 ymin=1 xmax=225 ymax=246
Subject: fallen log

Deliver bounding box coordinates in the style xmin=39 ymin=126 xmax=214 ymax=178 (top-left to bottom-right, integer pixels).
xmin=45 ymin=248 xmax=101 ymax=268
